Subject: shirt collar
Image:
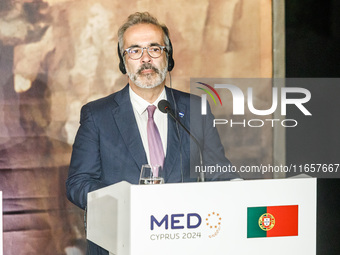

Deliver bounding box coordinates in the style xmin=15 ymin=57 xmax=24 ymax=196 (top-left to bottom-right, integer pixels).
xmin=129 ymin=86 xmax=167 ymax=115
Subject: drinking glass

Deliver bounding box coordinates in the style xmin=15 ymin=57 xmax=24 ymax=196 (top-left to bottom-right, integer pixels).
xmin=139 ymin=164 xmax=164 ymax=184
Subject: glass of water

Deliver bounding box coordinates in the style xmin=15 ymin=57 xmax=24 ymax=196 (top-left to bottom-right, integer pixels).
xmin=139 ymin=164 xmax=164 ymax=184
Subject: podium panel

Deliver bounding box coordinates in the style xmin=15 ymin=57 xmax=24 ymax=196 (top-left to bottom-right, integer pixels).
xmin=87 ymin=178 xmax=316 ymax=255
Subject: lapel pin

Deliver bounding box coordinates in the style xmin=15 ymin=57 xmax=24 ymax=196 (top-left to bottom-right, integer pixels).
xmin=179 ymin=112 xmax=184 ymax=118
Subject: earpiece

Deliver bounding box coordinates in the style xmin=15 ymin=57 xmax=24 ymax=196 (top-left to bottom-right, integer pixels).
xmin=162 ymin=27 xmax=175 ymax=72
xmin=117 ymin=27 xmax=175 ymax=74
xmin=167 ymin=38 xmax=175 ymax=72
xmin=117 ymin=44 xmax=127 ymax=74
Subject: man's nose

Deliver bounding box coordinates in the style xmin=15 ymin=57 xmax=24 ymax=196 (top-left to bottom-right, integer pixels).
xmin=140 ymin=48 xmax=152 ymax=63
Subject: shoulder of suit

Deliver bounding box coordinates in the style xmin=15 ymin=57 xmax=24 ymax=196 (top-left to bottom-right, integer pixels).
xmin=84 ymin=93 xmax=115 ymax=110
xmin=83 ymin=85 xmax=128 ymax=111
xmin=166 ymin=87 xmax=201 ymax=105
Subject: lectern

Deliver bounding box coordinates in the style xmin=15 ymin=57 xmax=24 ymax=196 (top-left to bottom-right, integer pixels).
xmin=87 ymin=178 xmax=316 ymax=255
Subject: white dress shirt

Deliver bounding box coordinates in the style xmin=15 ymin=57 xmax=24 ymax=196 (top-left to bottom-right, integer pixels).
xmin=129 ymin=86 xmax=168 ymax=165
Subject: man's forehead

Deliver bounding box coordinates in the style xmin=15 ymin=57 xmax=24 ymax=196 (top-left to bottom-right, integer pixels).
xmin=123 ymin=23 xmax=164 ymax=47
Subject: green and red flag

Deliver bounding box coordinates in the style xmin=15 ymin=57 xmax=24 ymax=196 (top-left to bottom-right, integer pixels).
xmin=247 ymin=205 xmax=298 ymax=238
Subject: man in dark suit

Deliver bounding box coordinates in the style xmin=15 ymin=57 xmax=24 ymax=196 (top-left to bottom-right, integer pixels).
xmin=66 ymin=12 xmax=239 ymax=255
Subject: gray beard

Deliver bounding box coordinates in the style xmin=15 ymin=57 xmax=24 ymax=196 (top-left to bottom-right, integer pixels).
xmin=127 ymin=63 xmax=167 ymax=89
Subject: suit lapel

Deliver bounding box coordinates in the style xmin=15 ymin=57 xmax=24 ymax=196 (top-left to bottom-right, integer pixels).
xmin=163 ymin=88 xmax=188 ymax=181
xmin=111 ymin=85 xmax=147 ymax=171
xmin=110 ymin=85 xmax=188 ymax=180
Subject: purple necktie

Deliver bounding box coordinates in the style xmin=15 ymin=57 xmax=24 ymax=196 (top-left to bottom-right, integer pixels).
xmin=147 ymin=105 xmax=165 ymax=173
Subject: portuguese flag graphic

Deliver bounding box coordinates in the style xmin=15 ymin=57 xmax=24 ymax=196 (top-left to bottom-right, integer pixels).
xmin=247 ymin=205 xmax=298 ymax=238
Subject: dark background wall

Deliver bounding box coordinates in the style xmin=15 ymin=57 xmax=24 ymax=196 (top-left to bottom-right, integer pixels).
xmin=285 ymin=1 xmax=340 ymax=254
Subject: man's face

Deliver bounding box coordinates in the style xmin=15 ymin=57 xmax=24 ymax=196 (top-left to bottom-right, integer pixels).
xmin=123 ymin=23 xmax=168 ymax=89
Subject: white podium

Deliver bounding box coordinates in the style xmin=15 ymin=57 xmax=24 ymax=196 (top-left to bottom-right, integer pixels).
xmin=87 ymin=178 xmax=316 ymax=255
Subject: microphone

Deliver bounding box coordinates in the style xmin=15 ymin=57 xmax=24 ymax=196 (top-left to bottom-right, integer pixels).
xmin=158 ymin=99 xmax=205 ymax=182
xmin=158 ymin=99 xmax=173 ymax=114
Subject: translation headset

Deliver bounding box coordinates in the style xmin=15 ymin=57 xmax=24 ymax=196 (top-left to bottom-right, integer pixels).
xmin=117 ymin=27 xmax=175 ymax=74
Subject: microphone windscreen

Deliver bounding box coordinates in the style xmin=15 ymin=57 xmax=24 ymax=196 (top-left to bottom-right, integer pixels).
xmin=158 ymin=100 xmax=171 ymax=113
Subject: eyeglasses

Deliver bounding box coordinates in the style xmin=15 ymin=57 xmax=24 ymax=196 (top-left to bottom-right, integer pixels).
xmin=123 ymin=45 xmax=167 ymax=60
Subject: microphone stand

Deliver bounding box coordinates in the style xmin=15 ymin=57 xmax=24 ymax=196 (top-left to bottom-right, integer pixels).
xmin=159 ymin=101 xmax=205 ymax=182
